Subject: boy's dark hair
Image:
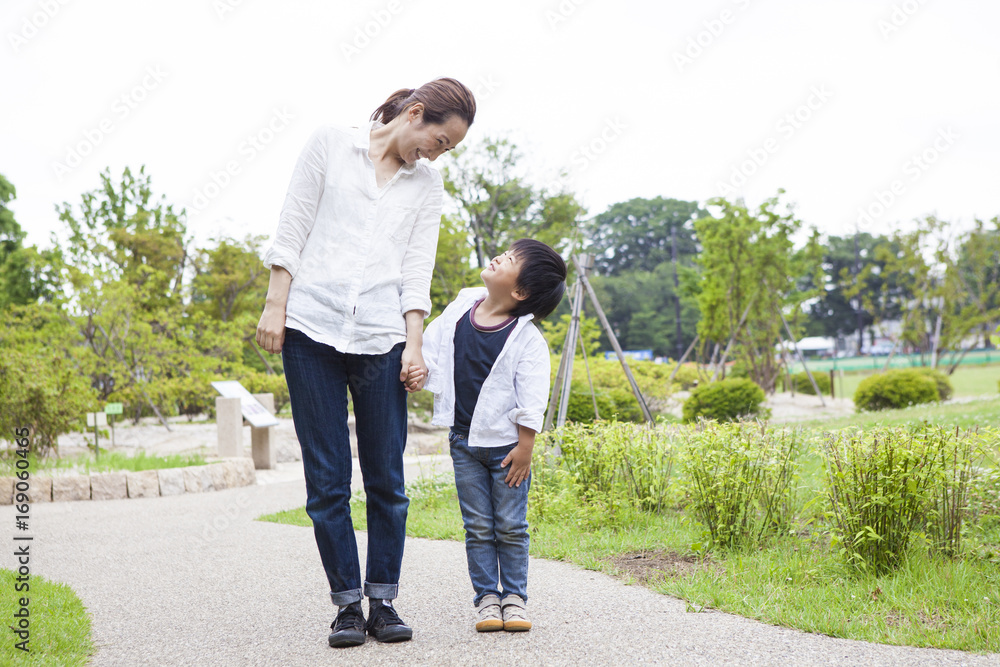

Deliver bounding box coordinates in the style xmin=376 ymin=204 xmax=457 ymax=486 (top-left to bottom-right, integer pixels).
xmin=509 ymin=238 xmax=567 ymax=320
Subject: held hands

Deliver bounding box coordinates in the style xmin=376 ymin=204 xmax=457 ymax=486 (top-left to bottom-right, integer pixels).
xmin=400 ymin=345 xmax=427 ymax=393
xmin=501 ymin=442 xmax=533 ymax=488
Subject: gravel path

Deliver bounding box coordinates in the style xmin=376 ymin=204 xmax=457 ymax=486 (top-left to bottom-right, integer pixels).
xmin=4 ymin=460 xmax=998 ymax=667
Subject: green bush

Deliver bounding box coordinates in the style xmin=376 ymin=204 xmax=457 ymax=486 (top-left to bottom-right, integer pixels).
xmin=853 ymin=369 xmax=939 ymax=412
xmin=680 ymin=422 xmax=801 ymax=550
xmin=549 ymin=422 xmax=678 ymax=513
xmin=682 ymin=378 xmax=767 ymax=423
xmin=669 ymin=362 xmax=701 ymax=390
xmin=824 ymin=426 xmax=979 ymax=575
xmin=915 ymin=367 xmax=953 ymax=401
xmin=790 ymin=371 xmax=831 ymax=396
xmin=0 ymin=349 xmax=97 ymax=456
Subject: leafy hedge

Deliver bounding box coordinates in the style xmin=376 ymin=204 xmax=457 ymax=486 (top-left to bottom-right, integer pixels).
xmin=790 ymin=371 xmax=831 ymax=396
xmin=915 ymin=367 xmax=953 ymax=401
xmin=682 ymin=378 xmax=767 ymax=423
xmin=853 ymin=369 xmax=939 ymax=412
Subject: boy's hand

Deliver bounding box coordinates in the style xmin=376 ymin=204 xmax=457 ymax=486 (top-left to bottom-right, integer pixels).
xmin=500 ymin=442 xmax=533 ymax=488
xmin=404 ymin=364 xmax=426 ymax=392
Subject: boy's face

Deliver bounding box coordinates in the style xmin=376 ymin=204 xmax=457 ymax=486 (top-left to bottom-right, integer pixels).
xmin=481 ymin=249 xmax=527 ymax=303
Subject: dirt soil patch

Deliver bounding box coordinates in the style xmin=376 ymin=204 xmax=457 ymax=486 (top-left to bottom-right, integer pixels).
xmin=609 ymin=549 xmax=716 ymax=585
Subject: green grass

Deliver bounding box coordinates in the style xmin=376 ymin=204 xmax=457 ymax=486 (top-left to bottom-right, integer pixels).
xmin=0 ymin=450 xmax=208 ymax=476
xmin=831 ymin=364 xmax=1000 ymax=400
xmin=0 ymin=569 xmax=93 ymax=666
xmin=791 ymin=396 xmax=1000 ymax=432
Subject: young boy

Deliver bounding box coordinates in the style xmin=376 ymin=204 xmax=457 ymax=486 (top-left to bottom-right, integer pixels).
xmin=406 ymin=238 xmax=566 ymax=632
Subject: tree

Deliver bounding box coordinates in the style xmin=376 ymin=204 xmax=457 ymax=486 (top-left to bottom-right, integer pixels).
xmin=56 ymin=166 xmax=188 ymax=311
xmin=586 ymin=196 xmax=703 ymax=276
xmin=428 ymin=214 xmax=480 ymax=318
xmin=441 ymin=136 xmax=585 ymax=268
xmin=694 ymin=193 xmax=822 ymax=393
xmin=588 ymin=261 xmax=700 ymax=358
xmin=0 ymin=173 xmax=61 ymax=309
xmin=804 ymin=232 xmax=896 ymax=347
xmin=953 ymin=216 xmax=1000 ymax=349
xmin=190 ymin=234 xmax=269 ymax=323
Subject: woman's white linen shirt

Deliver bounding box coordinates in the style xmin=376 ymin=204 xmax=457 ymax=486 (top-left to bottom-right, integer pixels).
xmin=423 ymin=287 xmax=552 ymax=447
xmin=263 ymin=121 xmax=443 ymax=355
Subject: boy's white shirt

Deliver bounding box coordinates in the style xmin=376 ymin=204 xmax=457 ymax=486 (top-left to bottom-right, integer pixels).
xmin=423 ymin=287 xmax=551 ymax=447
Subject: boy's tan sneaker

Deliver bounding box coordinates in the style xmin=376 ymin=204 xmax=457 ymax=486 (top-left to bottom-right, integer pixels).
xmin=501 ymin=595 xmax=531 ymax=632
xmin=475 ymin=595 xmax=504 ymax=632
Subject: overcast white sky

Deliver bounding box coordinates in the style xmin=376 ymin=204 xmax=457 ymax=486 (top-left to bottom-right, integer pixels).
xmin=3 ymin=0 xmax=999 ymax=254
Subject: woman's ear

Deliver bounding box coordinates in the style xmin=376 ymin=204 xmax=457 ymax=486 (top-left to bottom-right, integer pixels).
xmin=407 ymin=102 xmax=424 ymax=123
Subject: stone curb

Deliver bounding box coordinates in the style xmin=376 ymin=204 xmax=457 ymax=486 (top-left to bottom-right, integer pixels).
xmin=0 ymin=458 xmax=256 ymax=504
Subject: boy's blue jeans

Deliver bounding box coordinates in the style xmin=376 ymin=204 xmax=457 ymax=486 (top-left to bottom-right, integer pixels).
xmin=448 ymin=430 xmax=530 ymax=606
xmin=282 ymin=328 xmax=409 ymax=607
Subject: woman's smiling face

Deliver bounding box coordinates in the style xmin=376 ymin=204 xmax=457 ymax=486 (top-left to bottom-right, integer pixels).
xmin=400 ymin=105 xmax=468 ymax=163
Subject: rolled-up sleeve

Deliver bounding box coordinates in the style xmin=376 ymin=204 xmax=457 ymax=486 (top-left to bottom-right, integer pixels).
xmin=262 ymin=127 xmax=328 ymax=277
xmin=506 ymin=328 xmax=552 ymax=433
xmin=398 ymin=171 xmax=443 ymax=318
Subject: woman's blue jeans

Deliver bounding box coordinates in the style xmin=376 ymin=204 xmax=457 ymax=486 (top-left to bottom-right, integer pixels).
xmin=448 ymin=431 xmax=530 ymax=606
xmin=282 ymin=328 xmax=409 ymax=606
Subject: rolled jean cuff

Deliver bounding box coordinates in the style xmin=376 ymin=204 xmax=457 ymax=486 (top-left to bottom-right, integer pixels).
xmin=330 ymin=588 xmax=363 ymax=607
xmin=364 ymin=581 xmax=398 ymax=600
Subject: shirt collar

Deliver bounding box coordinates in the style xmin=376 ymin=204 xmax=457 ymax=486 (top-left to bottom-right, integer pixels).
xmin=354 ymin=120 xmax=417 ymax=175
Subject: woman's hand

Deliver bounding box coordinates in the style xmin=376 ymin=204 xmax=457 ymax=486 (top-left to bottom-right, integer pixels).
xmin=256 ymin=302 xmax=287 ymax=354
xmin=256 ymin=266 xmax=293 ymax=354
xmin=400 ymin=344 xmax=427 ymax=393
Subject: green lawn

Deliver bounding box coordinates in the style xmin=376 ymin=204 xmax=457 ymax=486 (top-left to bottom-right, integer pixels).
xmin=0 ymin=450 xmax=208 ymax=476
xmin=0 ymin=569 xmax=93 ymax=666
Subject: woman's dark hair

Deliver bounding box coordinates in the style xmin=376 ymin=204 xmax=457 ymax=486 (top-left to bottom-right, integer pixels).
xmin=370 ymin=77 xmax=476 ymax=128
xmin=509 ymin=239 xmax=567 ymax=320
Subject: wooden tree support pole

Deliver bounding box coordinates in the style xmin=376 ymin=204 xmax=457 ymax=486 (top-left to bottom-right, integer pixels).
xmin=544 ymin=277 xmax=582 ymax=432
xmin=556 ymin=275 xmax=586 ymax=429
xmin=668 ymin=334 xmax=699 ymax=384
xmin=575 ymin=257 xmax=655 ymax=424
xmin=778 ymin=311 xmax=826 ymax=406
xmin=711 ymin=296 xmax=756 ymax=382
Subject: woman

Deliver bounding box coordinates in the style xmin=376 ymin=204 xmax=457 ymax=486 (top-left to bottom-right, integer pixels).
xmin=255 ymin=78 xmax=475 ymax=648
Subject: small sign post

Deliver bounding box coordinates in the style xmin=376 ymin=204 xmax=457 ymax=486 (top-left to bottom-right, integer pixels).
xmin=86 ymin=411 xmax=108 ymax=460
xmin=104 ymin=402 xmax=123 ymax=448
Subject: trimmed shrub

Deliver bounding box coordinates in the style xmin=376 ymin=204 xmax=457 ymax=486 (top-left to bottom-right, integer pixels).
xmin=853 ymin=369 xmax=939 ymax=412
xmin=914 ymin=367 xmax=953 ymax=401
xmin=682 ymin=378 xmax=767 ymax=423
xmin=791 ymin=371 xmax=831 ymax=396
